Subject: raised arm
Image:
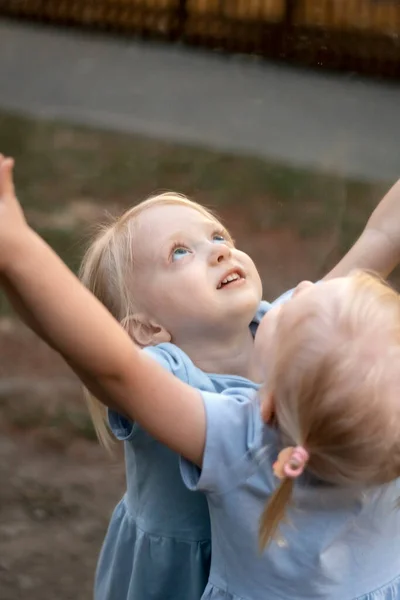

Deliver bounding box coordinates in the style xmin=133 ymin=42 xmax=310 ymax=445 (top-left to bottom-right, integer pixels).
xmin=0 ymin=155 xmax=205 ymax=465
xmin=324 ymin=179 xmax=400 ymax=280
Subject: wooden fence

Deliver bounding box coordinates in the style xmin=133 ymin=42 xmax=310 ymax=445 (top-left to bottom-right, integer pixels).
xmin=1 ymin=0 xmax=400 ymax=77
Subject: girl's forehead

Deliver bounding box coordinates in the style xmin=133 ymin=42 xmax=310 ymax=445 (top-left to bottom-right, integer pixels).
xmin=134 ymin=204 xmax=222 ymax=240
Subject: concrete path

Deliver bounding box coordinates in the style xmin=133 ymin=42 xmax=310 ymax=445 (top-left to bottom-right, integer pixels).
xmin=0 ymin=18 xmax=399 ymax=182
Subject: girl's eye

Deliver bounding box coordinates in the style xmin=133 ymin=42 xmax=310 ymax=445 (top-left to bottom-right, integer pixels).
xmin=172 ymin=246 xmax=190 ymax=261
xmin=212 ymin=234 xmax=227 ymax=244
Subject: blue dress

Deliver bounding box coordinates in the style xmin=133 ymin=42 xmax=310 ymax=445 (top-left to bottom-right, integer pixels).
xmin=181 ymin=388 xmax=400 ymax=600
xmin=95 ymin=298 xmax=285 ymax=600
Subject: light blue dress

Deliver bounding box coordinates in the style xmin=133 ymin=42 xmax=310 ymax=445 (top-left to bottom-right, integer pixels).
xmin=95 ymin=298 xmax=286 ymax=600
xmin=181 ymin=388 xmax=400 ymax=600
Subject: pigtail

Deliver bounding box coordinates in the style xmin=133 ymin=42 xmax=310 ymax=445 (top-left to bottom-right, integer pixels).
xmin=259 ymin=446 xmax=309 ymax=550
xmin=259 ymin=477 xmax=294 ymax=551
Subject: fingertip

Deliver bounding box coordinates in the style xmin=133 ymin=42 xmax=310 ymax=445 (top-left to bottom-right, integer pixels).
xmin=3 ymin=157 xmax=14 ymax=172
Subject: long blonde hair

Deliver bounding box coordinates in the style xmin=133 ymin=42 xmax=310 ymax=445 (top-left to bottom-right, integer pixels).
xmin=79 ymin=192 xmax=224 ymax=448
xmin=259 ymin=271 xmax=400 ymax=549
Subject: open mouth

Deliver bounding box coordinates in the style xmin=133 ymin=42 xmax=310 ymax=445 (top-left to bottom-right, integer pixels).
xmin=217 ymin=270 xmax=245 ymax=289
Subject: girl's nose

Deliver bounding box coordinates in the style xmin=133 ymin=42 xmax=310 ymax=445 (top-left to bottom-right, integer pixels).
xmin=292 ymin=280 xmax=314 ymax=298
xmin=208 ymin=243 xmax=231 ymax=265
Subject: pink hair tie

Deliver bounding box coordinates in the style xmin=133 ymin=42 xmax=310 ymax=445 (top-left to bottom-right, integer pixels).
xmin=273 ymin=446 xmax=309 ymax=480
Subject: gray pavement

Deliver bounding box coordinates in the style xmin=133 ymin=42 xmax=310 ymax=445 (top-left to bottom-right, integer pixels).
xmin=0 ymin=18 xmax=399 ymax=182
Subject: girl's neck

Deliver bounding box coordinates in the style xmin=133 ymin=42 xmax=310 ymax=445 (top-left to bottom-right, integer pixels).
xmin=176 ymin=325 xmax=257 ymax=380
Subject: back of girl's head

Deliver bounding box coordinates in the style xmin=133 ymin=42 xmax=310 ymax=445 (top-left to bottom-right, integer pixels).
xmin=260 ymin=271 xmax=400 ymax=549
xmin=79 ymin=192 xmax=223 ymax=447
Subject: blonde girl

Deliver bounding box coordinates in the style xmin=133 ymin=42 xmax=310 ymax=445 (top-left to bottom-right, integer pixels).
xmin=79 ymin=193 xmax=266 ymax=599
xmin=2 ymin=155 xmax=400 ymax=600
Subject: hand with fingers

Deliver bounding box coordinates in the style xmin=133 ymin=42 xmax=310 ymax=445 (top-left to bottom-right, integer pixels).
xmin=0 ymin=154 xmax=29 ymax=272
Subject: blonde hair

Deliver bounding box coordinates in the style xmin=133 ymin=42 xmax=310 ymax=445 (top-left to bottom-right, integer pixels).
xmin=79 ymin=192 xmax=224 ymax=448
xmin=259 ymin=271 xmax=400 ymax=550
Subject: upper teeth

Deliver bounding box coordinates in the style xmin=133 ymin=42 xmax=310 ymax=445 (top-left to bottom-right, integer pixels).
xmin=218 ymin=273 xmax=241 ymax=288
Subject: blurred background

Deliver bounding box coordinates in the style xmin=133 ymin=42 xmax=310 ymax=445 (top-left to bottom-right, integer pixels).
xmin=0 ymin=2 xmax=399 ymax=598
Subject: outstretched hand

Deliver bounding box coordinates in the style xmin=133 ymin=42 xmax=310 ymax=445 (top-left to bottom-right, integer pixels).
xmin=0 ymin=154 xmax=28 ymax=272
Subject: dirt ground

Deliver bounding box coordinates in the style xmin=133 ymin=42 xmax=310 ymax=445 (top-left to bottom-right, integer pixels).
xmin=0 ymin=320 xmax=125 ymax=600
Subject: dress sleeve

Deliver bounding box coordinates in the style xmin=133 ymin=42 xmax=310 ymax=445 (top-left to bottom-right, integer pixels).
xmin=180 ymin=389 xmax=265 ymax=495
xmin=108 ymin=344 xmax=190 ymax=441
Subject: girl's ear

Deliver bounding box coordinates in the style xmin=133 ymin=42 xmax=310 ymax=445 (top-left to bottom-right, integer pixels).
xmin=261 ymin=391 xmax=275 ymax=424
xmin=125 ymin=314 xmax=171 ymax=348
